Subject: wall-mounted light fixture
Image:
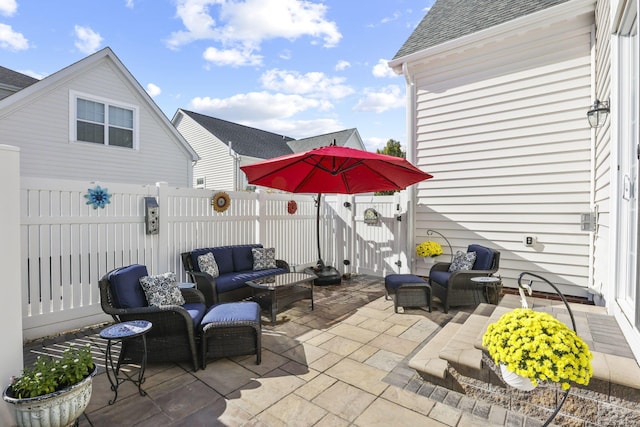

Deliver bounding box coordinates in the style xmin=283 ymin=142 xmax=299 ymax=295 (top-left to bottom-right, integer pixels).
xmin=587 ymin=99 xmax=610 ymax=128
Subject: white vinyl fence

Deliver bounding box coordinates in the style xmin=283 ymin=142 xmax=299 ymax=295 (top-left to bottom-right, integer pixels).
xmin=20 ymin=177 xmax=410 ymax=340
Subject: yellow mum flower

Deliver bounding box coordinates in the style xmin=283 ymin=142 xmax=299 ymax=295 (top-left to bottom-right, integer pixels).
xmin=482 ymin=308 xmax=593 ymax=390
xmin=415 ymin=241 xmax=444 ymax=257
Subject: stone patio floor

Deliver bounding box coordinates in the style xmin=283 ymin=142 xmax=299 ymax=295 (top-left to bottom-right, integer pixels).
xmin=22 ymin=275 xmax=554 ymax=426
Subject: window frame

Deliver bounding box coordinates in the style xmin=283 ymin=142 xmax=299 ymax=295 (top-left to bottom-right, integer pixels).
xmin=69 ymin=91 xmax=139 ymax=150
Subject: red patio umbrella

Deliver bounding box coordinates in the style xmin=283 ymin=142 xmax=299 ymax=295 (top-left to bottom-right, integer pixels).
xmin=240 ymin=145 xmax=433 ymax=283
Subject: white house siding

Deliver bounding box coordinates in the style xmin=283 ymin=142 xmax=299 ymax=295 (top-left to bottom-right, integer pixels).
xmin=0 ymin=58 xmax=193 ymax=187
xmin=409 ymin=11 xmax=595 ymax=296
xmin=174 ymin=112 xmax=236 ymax=190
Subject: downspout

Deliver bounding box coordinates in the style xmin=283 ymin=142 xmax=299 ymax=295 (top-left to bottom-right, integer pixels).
xmin=588 ymin=23 xmax=598 ymax=295
xmin=402 ymin=62 xmax=417 ymax=274
xmin=229 ymin=141 xmax=241 ymax=191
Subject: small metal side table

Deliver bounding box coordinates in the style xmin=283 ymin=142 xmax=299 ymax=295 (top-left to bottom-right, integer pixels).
xmin=100 ymin=320 xmax=152 ymax=405
xmin=470 ymin=276 xmax=502 ymax=305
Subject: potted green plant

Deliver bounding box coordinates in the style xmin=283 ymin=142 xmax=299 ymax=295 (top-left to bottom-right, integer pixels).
xmin=482 ymin=308 xmax=593 ymax=391
xmin=3 ymin=344 xmax=96 ymax=427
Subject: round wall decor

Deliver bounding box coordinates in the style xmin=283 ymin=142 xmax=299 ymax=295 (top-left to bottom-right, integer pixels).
xmin=212 ymin=192 xmax=231 ymax=212
xmin=287 ymin=200 xmax=298 ymax=214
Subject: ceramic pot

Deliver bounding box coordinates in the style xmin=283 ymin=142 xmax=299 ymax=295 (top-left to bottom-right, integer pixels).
xmin=500 ymin=363 xmax=536 ymax=392
xmin=3 ymin=365 xmax=97 ymax=427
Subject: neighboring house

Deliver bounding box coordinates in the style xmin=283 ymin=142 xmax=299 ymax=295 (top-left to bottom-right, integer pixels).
xmin=0 ymin=48 xmax=199 ymax=187
xmin=389 ymin=0 xmax=640 ymax=360
xmin=289 ymin=128 xmax=365 ymax=153
xmin=172 ymin=109 xmax=366 ymax=190
xmin=0 ymin=65 xmax=37 ymax=100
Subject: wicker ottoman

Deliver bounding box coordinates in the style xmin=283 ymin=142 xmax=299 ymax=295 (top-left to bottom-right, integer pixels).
xmin=385 ymin=274 xmax=432 ymax=313
xmin=200 ymin=301 xmax=262 ymax=368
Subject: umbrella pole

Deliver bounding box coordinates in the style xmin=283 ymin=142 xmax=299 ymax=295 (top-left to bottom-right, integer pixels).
xmin=316 ymin=193 xmax=323 ymax=267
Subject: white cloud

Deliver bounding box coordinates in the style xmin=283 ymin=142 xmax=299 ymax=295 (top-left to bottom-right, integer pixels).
xmin=74 ymin=25 xmax=102 ymax=54
xmin=260 ymin=68 xmax=353 ymax=99
xmin=146 ymin=83 xmax=161 ymax=97
xmin=167 ymin=0 xmax=341 ymax=63
xmin=0 ymin=23 xmax=28 ymax=51
xmin=0 ymin=0 xmax=17 ymax=16
xmin=189 ymin=91 xmax=326 ymax=121
xmin=335 ymin=60 xmax=350 ymax=71
xmin=125 ymin=0 xmax=134 ymax=9
xmin=203 ymin=46 xmax=263 ymax=66
xmin=372 ymin=59 xmax=397 ymax=78
xmin=381 ymin=11 xmax=401 ymax=24
xmin=364 ymin=136 xmax=391 ymax=152
xmin=247 ymin=118 xmax=344 ymax=139
xmin=353 ymin=85 xmax=404 ymax=113
xmin=19 ymin=69 xmax=45 ymax=79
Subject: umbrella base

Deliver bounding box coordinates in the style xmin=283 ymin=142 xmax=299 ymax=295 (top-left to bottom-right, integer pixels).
xmin=304 ymin=266 xmax=342 ymax=286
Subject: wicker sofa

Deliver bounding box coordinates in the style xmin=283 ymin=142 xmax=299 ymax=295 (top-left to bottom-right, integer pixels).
xmin=181 ymin=244 xmax=290 ymax=306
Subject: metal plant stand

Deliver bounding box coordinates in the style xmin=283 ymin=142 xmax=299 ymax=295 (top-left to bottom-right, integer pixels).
xmin=517 ymin=272 xmax=576 ymax=427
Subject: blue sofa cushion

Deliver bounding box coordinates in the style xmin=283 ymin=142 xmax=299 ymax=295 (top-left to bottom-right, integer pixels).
xmin=430 ymin=270 xmax=452 ymax=288
xmin=191 ymin=247 xmax=234 ymax=274
xmin=215 ymin=268 xmax=287 ymax=293
xmin=183 ymin=302 xmax=207 ymax=327
xmin=385 ymin=274 xmax=427 ymax=291
xmin=233 ymin=244 xmax=262 ymax=272
xmin=108 ymin=264 xmax=149 ymax=308
xmin=468 ymin=244 xmax=494 ymax=270
xmin=201 ymin=301 xmax=260 ymax=325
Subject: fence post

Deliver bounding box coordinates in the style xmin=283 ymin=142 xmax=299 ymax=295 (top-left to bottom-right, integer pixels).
xmin=256 ymin=190 xmax=266 ymax=244
xmin=156 ymin=182 xmax=169 ymax=274
xmin=0 ymin=145 xmax=23 ymax=426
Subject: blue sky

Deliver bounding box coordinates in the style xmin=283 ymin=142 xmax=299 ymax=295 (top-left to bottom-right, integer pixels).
xmin=1 ymin=0 xmax=434 ymax=151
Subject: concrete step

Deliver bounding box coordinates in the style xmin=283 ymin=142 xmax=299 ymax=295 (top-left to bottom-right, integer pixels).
xmin=408 ymin=312 xmax=467 ymax=381
xmin=438 ymin=304 xmax=496 ymax=373
xmin=410 ymin=292 xmax=640 ymax=425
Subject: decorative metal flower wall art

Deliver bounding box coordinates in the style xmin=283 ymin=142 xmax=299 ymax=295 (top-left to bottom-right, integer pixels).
xmin=84 ymin=185 xmax=112 ymax=209
xmin=287 ymin=200 xmax=298 ymax=214
xmin=212 ymin=192 xmax=231 ymax=212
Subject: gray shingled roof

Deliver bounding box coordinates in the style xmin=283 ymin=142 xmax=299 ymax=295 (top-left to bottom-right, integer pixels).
xmin=181 ymin=110 xmax=295 ymax=159
xmin=0 ymin=65 xmax=38 ymax=90
xmin=288 ymin=128 xmax=357 ymax=153
xmin=393 ymin=0 xmax=570 ymax=59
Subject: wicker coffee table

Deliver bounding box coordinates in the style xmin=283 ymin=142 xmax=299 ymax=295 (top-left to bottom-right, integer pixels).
xmin=247 ymin=272 xmax=316 ymax=323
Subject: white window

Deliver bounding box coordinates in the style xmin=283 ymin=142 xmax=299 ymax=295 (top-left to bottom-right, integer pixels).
xmin=71 ymin=92 xmax=138 ymax=149
xmin=196 ymin=177 xmax=206 ymax=188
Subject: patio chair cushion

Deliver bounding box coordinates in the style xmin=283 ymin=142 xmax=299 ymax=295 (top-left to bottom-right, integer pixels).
xmin=215 ymin=269 xmax=287 ymax=293
xmin=252 ymin=247 xmax=276 ymax=270
xmin=469 ymin=244 xmax=494 ymax=270
xmin=139 ymin=272 xmax=185 ymax=306
xmin=233 ymin=244 xmax=262 ymax=272
xmin=449 ymin=250 xmax=477 ymax=272
xmin=201 ymin=301 xmax=261 ymax=324
xmin=197 ymin=252 xmax=220 ymax=278
xmin=429 ymin=270 xmax=452 ymax=287
xmin=108 ymin=264 xmax=149 ymax=308
xmin=384 ymin=273 xmax=428 ymax=291
xmin=183 ymin=302 xmax=207 ymax=326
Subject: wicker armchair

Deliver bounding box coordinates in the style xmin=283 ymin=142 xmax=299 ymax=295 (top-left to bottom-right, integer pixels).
xmin=429 ymin=244 xmax=500 ymax=313
xmin=99 ymin=264 xmax=207 ymax=371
